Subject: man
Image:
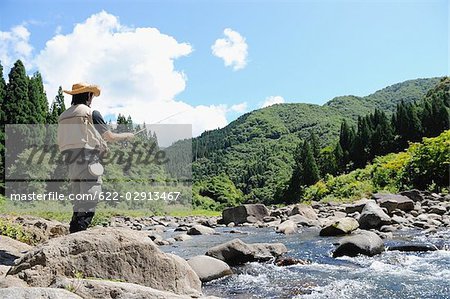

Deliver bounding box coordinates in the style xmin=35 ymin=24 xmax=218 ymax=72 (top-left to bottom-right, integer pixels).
xmin=57 ymin=83 xmax=134 ymax=233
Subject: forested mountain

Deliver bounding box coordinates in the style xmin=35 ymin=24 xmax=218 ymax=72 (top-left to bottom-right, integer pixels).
xmin=191 ymin=77 xmax=443 ymax=204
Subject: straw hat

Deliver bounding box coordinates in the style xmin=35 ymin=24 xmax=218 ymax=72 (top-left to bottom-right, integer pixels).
xmin=63 ymin=83 xmax=101 ymax=97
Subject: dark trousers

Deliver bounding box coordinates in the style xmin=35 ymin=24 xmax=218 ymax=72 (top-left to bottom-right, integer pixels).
xmin=69 ymin=211 xmax=96 ymax=233
xmin=67 ymin=158 xmax=102 ymax=233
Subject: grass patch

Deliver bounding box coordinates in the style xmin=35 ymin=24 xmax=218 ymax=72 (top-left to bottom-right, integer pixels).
xmin=0 ymin=217 xmax=33 ymax=244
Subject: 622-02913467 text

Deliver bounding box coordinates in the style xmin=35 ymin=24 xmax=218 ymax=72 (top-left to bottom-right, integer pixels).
xmin=96 ymin=191 xmax=182 ymax=201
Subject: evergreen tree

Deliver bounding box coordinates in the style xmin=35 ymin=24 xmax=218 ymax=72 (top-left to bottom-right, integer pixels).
xmin=351 ymin=116 xmax=372 ymax=169
xmin=116 ymin=114 xmax=127 ymax=132
xmin=309 ymin=131 xmax=320 ymax=159
xmin=0 ymin=63 xmax=6 ymax=124
xmin=333 ymin=142 xmax=344 ymax=173
xmin=338 ymin=120 xmax=355 ymax=170
xmin=28 ymin=72 xmax=49 ymax=124
xmin=283 ymin=141 xmax=304 ymax=203
xmin=4 ymin=60 xmax=31 ymax=124
xmin=420 ymin=100 xmax=433 ymax=137
xmin=48 ymin=87 xmax=65 ymax=124
xmin=369 ymin=109 xmax=394 ymax=158
xmin=126 ymin=115 xmax=133 ymax=132
xmin=393 ymin=101 xmax=422 ymax=150
xmin=430 ymin=97 xmax=449 ymax=136
xmin=0 ymin=63 xmax=5 ymax=194
xmin=301 ymin=140 xmax=320 ymax=186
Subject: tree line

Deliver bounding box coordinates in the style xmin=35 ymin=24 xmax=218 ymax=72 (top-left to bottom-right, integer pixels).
xmin=283 ymin=77 xmax=450 ymax=202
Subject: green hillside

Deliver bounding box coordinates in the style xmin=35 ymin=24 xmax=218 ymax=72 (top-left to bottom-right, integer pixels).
xmin=191 ymin=77 xmax=442 ymax=204
xmin=304 ymin=129 xmax=450 ymax=202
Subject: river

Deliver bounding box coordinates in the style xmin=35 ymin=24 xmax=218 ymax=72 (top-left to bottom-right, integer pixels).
xmin=160 ymin=226 xmax=450 ymax=299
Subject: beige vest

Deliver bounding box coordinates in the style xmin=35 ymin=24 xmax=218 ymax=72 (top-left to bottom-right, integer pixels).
xmin=57 ymin=104 xmax=107 ymax=152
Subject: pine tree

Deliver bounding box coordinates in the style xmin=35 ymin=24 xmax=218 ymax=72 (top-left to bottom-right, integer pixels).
xmin=0 ymin=63 xmax=6 ymax=125
xmin=309 ymin=131 xmax=320 ymax=159
xmin=393 ymin=101 xmax=422 ymax=150
xmin=351 ymin=116 xmax=372 ymax=169
xmin=421 ymin=100 xmax=433 ymax=137
xmin=430 ymin=97 xmax=449 ymax=136
xmin=370 ymin=109 xmax=394 ymax=158
xmin=0 ymin=63 xmax=5 ymax=194
xmin=4 ymin=60 xmax=31 ymax=124
xmin=47 ymin=87 xmax=65 ymax=124
xmin=301 ymin=140 xmax=320 ymax=186
xmin=28 ymin=72 xmax=49 ymax=124
xmin=333 ymin=142 xmax=344 ymax=173
xmin=338 ymin=120 xmax=355 ymax=170
xmin=126 ymin=115 xmax=133 ymax=132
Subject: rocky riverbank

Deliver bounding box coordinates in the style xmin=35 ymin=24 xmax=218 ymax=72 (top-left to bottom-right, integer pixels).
xmin=0 ymin=190 xmax=449 ymax=298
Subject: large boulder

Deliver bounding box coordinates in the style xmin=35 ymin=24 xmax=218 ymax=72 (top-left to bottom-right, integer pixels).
xmin=343 ymin=199 xmax=374 ymax=214
xmin=51 ymin=277 xmax=191 ymax=299
xmin=7 ymin=227 xmax=201 ymax=297
xmin=0 ymin=236 xmax=32 ymax=278
xmin=288 ymin=214 xmax=320 ymax=227
xmin=187 ymin=255 xmax=232 ymax=282
xmin=0 ymin=287 xmax=82 ymax=299
xmin=187 ymin=225 xmax=215 ymax=235
xmin=358 ymin=202 xmax=391 ymax=229
xmin=373 ymin=193 xmax=414 ymax=213
xmin=222 ymin=204 xmax=269 ymax=225
xmin=333 ymin=230 xmax=385 ymax=257
xmin=276 ymin=220 xmax=297 ymax=234
xmin=288 ymin=204 xmax=318 ymax=220
xmin=206 ymin=238 xmax=287 ymax=265
xmin=400 ymin=189 xmax=425 ymax=202
xmin=320 ymin=217 xmax=359 ymax=236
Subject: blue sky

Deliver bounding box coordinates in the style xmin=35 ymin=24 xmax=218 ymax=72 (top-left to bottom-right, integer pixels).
xmin=0 ymin=0 xmax=448 ymax=135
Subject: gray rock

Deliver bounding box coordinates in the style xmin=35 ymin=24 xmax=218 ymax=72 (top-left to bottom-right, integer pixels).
xmin=187 ymin=225 xmax=216 ymax=235
xmin=343 ymin=199 xmax=374 ymax=214
xmin=187 ymin=255 xmax=232 ymax=282
xmin=0 ymin=287 xmax=82 ymax=299
xmin=51 ymin=277 xmax=191 ymax=299
xmin=288 ymin=204 xmax=318 ymax=220
xmin=174 ymin=234 xmax=192 ymax=242
xmin=206 ymin=238 xmax=287 ymax=265
xmin=380 ymin=225 xmax=397 ymax=232
xmin=400 ymin=189 xmax=424 ymax=202
xmin=387 ymin=243 xmax=438 ymax=252
xmin=320 ymin=217 xmax=359 ymax=236
xmin=288 ymin=214 xmax=320 ymax=227
xmin=391 ymin=215 xmax=408 ymax=225
xmin=276 ymin=220 xmax=297 ymax=235
xmin=0 ymin=236 xmax=32 ymax=278
xmin=333 ymin=211 xmax=347 ymax=219
xmin=263 ymin=216 xmax=277 ymax=222
xmin=358 ymin=202 xmax=391 ymax=229
xmin=0 ymin=276 xmax=28 ymax=288
xmin=429 ymin=205 xmax=447 ymax=215
xmin=333 ymin=230 xmax=385 ymax=257
xmin=373 ymin=193 xmax=414 ymax=213
xmin=7 ymin=227 xmax=201 ymax=297
xmin=222 ymin=204 xmax=269 ymax=225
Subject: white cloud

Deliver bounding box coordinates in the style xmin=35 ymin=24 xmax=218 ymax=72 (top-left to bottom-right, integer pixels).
xmin=260 ymin=96 xmax=285 ymax=108
xmin=211 ymin=28 xmax=248 ymax=71
xmin=33 ymin=11 xmax=233 ymax=137
xmin=0 ymin=25 xmax=33 ymax=71
xmin=230 ymin=102 xmax=248 ymax=113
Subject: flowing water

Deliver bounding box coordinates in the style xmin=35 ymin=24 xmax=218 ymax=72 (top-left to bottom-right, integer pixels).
xmin=160 ymin=227 xmax=450 ymax=299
